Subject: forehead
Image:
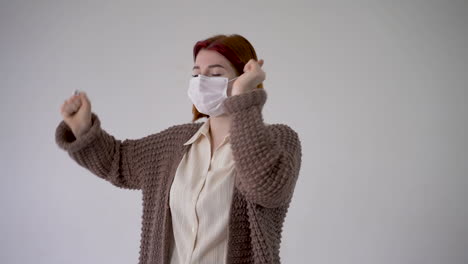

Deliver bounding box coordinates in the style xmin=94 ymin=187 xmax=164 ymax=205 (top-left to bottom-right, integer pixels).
xmin=194 ymin=49 xmax=231 ymax=67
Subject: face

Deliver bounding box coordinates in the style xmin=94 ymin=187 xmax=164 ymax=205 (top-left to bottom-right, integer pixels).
xmin=192 ymin=49 xmax=238 ymax=97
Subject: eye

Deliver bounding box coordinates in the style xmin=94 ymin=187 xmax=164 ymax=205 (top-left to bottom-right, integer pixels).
xmin=212 ymin=74 xmax=222 ymax=77
xmin=192 ymin=74 xmax=199 ymax=77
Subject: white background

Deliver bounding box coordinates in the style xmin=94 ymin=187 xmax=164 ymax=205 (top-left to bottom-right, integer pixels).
xmin=1 ymin=0 xmax=467 ymax=263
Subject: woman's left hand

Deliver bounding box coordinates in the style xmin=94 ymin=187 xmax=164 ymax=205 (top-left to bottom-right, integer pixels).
xmin=231 ymin=59 xmax=266 ymax=96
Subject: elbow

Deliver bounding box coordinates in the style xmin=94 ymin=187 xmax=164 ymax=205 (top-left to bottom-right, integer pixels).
xmin=236 ymin=150 xmax=301 ymax=208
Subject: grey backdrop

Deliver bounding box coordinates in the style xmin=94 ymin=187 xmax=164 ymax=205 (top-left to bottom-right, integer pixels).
xmin=1 ymin=0 xmax=467 ymax=263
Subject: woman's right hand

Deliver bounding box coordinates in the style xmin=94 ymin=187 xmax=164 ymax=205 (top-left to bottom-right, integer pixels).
xmin=60 ymin=90 xmax=92 ymax=138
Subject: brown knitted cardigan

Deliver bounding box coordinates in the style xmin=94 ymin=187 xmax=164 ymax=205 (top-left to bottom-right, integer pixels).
xmin=55 ymin=88 xmax=302 ymax=264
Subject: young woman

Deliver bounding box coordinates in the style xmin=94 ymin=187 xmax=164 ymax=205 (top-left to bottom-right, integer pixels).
xmin=56 ymin=34 xmax=302 ymax=264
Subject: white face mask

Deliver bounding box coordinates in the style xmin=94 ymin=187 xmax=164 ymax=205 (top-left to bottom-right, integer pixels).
xmin=187 ymin=75 xmax=238 ymax=117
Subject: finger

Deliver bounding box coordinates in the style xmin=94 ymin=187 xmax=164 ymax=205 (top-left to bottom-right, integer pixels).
xmin=68 ymin=93 xmax=79 ymax=100
xmin=251 ymin=59 xmax=262 ymax=70
xmin=65 ymin=96 xmax=80 ymax=110
xmin=62 ymin=102 xmax=74 ymax=116
xmin=79 ymin=91 xmax=90 ymax=109
xmin=248 ymin=60 xmax=261 ymax=73
xmin=258 ymin=59 xmax=264 ymax=67
xmin=61 ymin=100 xmax=74 ymax=116
xmin=70 ymin=100 xmax=80 ymax=111
xmin=243 ymin=60 xmax=253 ymax=72
xmin=73 ymin=96 xmax=82 ymax=107
xmin=66 ymin=98 xmax=77 ymax=112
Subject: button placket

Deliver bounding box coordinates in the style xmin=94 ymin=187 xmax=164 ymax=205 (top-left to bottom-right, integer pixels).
xmin=188 ymin=136 xmax=211 ymax=262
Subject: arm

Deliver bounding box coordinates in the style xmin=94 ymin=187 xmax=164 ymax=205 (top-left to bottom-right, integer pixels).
xmin=55 ymin=112 xmax=142 ymax=190
xmin=223 ymin=88 xmax=302 ymax=208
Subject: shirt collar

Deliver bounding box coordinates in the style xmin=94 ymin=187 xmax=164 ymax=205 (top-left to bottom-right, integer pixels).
xmin=183 ymin=118 xmax=231 ymax=146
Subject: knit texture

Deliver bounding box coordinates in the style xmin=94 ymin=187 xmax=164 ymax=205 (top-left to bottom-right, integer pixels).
xmin=55 ymin=88 xmax=302 ymax=264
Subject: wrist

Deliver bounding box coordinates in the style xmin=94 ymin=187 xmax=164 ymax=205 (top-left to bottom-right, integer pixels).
xmin=75 ymin=122 xmax=91 ymax=138
xmin=231 ymin=85 xmax=254 ymax=96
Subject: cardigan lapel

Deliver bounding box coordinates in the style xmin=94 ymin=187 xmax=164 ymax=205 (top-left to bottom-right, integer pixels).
xmin=160 ymin=143 xmax=192 ymax=263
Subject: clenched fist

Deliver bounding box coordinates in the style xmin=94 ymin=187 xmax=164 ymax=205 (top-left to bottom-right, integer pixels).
xmin=60 ymin=90 xmax=92 ymax=138
xmin=231 ymin=59 xmax=266 ymax=96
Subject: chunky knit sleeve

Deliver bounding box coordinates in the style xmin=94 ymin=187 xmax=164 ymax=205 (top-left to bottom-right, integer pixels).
xmin=55 ymin=112 xmax=143 ymax=190
xmin=223 ymin=88 xmax=302 ymax=208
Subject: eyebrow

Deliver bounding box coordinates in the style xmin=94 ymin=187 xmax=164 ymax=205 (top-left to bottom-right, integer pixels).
xmin=192 ymin=64 xmax=225 ymax=70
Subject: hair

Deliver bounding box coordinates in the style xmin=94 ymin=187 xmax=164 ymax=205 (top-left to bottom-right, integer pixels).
xmin=191 ymin=34 xmax=264 ymax=122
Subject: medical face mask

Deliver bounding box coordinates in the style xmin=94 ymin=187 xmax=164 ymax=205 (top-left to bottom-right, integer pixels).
xmin=187 ymin=75 xmax=238 ymax=117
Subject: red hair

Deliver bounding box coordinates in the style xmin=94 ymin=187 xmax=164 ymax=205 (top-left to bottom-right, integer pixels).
xmin=191 ymin=34 xmax=263 ymax=122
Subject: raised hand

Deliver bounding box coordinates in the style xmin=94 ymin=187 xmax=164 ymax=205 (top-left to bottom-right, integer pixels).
xmin=231 ymin=59 xmax=266 ymax=96
xmin=60 ymin=90 xmax=92 ymax=138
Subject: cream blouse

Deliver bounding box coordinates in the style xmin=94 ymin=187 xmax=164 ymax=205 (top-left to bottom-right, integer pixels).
xmin=169 ymin=117 xmax=236 ymax=264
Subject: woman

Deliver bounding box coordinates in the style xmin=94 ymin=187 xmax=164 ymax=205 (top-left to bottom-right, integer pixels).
xmin=55 ymin=34 xmax=302 ymax=264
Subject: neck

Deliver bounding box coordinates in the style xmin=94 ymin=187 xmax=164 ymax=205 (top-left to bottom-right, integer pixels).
xmin=208 ymin=114 xmax=232 ymax=142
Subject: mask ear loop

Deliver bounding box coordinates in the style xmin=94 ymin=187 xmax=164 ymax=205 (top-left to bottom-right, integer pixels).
xmin=224 ymin=76 xmax=239 ymax=98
